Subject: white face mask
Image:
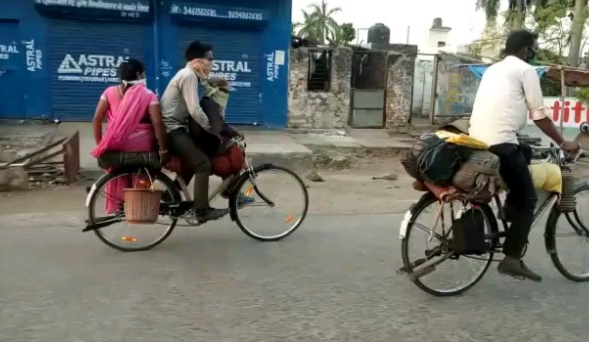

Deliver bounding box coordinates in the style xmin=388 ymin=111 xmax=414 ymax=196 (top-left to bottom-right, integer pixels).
xmin=122 ymin=79 xmax=146 ymax=87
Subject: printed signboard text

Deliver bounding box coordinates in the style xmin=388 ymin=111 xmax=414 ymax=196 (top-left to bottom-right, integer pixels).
xmin=528 ymin=97 xmax=589 ymax=128
xmin=170 ymin=4 xmax=264 ymax=21
xmin=0 ymin=44 xmax=19 ymax=60
xmin=25 ymin=40 xmax=43 ymax=72
xmin=210 ymin=60 xmax=252 ymax=87
xmin=35 ymin=0 xmax=149 ymax=12
xmin=57 ymin=53 xmax=128 ymax=83
xmin=266 ymin=50 xmax=285 ymax=82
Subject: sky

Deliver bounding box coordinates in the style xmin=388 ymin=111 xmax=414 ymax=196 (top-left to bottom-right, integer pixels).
xmin=291 ymin=0 xmax=497 ymax=48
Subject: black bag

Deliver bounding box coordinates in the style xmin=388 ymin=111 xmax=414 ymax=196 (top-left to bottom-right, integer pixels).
xmin=401 ymin=133 xmax=443 ymax=181
xmin=416 ymin=134 xmax=472 ymax=186
xmin=97 ymin=151 xmax=161 ymax=170
xmin=451 ymin=208 xmax=487 ymax=255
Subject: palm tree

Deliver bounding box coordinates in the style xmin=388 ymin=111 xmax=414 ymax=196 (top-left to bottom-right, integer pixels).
xmin=296 ymin=0 xmax=341 ymax=44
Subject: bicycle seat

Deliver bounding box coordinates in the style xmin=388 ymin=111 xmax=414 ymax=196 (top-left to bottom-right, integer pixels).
xmin=97 ymin=151 xmax=161 ymax=170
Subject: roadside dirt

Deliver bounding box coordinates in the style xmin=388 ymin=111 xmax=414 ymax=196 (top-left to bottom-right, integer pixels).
xmin=4 ymin=152 xmax=589 ymax=218
xmin=0 ymin=155 xmax=419 ymax=217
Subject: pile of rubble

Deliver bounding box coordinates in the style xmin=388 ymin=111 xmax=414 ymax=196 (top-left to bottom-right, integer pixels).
xmin=0 ymin=132 xmax=80 ymax=191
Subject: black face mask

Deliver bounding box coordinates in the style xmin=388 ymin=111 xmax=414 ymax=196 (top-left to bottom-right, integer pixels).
xmin=525 ymin=47 xmax=538 ymax=65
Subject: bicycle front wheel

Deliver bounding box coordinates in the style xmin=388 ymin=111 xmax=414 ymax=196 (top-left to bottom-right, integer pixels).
xmin=87 ymin=168 xmax=181 ymax=252
xmin=230 ymin=165 xmax=309 ymax=241
xmin=401 ymin=193 xmax=498 ymax=297
xmin=546 ymin=182 xmax=589 ymax=281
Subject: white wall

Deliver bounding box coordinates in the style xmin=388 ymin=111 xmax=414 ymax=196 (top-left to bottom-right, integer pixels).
xmin=412 ymin=55 xmax=435 ymax=117
xmin=422 ymin=29 xmax=451 ymax=54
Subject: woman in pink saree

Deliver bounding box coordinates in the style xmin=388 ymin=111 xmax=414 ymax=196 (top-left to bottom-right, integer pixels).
xmin=91 ymin=59 xmax=169 ymax=214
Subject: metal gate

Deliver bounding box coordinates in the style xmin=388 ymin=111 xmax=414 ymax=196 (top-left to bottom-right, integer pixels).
xmin=349 ymin=50 xmax=387 ymax=128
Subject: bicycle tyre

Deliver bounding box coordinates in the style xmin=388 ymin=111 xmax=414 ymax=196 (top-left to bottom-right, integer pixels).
xmin=401 ymin=193 xmax=498 ymax=297
xmin=87 ymin=168 xmax=181 ymax=252
xmin=229 ymin=164 xmax=309 ymax=241
xmin=545 ymin=182 xmax=589 ymax=282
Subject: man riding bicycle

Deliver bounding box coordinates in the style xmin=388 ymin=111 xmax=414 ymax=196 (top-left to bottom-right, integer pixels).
xmin=160 ymin=41 xmax=230 ymax=223
xmin=469 ymin=30 xmax=579 ymax=282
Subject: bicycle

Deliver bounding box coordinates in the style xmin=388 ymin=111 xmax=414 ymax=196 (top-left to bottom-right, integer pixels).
xmin=397 ymin=145 xmax=589 ymax=297
xmin=82 ymin=136 xmax=309 ymax=252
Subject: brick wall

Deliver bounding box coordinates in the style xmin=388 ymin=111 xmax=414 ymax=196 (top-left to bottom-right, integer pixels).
xmin=384 ymin=44 xmax=418 ymax=128
xmin=287 ymin=47 xmax=352 ymax=129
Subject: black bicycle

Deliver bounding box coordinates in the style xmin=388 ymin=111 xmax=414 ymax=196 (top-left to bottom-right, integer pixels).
xmin=83 ymin=137 xmax=309 ymax=252
xmin=398 ymin=146 xmax=589 ymax=296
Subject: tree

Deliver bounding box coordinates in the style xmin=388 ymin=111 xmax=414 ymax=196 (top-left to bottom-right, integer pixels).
xmin=295 ymin=0 xmax=341 ymax=44
xmin=568 ymin=0 xmax=588 ymax=67
xmin=533 ymin=1 xmax=571 ymax=59
xmin=476 ymin=0 xmax=540 ymax=29
xmin=328 ymin=23 xmax=356 ymax=46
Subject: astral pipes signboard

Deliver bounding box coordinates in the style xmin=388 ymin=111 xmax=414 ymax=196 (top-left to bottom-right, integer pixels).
xmin=56 ymin=53 xmax=128 ymax=83
xmin=210 ymin=59 xmax=253 ymax=88
xmin=527 ymin=97 xmax=589 ymax=128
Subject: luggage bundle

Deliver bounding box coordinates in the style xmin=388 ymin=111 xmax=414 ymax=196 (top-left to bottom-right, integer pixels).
xmin=401 ymin=129 xmax=504 ymax=202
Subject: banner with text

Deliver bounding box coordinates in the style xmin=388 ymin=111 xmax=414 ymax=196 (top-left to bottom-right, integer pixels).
xmin=528 ymin=97 xmax=589 ymax=128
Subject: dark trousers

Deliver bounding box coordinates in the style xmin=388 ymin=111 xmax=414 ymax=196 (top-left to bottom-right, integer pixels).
xmin=488 ymin=143 xmax=537 ymax=258
xmin=167 ymin=128 xmax=211 ymax=209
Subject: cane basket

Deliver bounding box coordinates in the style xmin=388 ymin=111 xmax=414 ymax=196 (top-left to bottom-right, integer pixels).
xmin=123 ymin=188 xmax=162 ymax=224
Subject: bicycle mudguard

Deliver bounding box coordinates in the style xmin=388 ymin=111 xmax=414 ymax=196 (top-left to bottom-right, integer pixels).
xmin=399 ymin=192 xmax=434 ymax=239
xmin=575 ymin=179 xmax=589 ymax=192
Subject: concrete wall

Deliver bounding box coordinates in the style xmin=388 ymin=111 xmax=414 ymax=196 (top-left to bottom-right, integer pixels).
xmin=287 ymin=47 xmax=352 ymax=129
xmin=412 ymin=56 xmax=434 ymax=118
xmin=384 ymin=44 xmax=418 ymax=127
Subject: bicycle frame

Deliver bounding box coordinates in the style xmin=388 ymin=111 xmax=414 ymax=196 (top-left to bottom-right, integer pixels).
xmin=83 ymin=137 xmax=268 ymax=231
xmin=171 ymin=139 xmax=257 ymax=204
xmin=425 ymin=146 xmax=585 ymax=250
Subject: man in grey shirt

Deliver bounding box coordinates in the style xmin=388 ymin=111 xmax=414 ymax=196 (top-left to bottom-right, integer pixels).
xmin=160 ymin=41 xmax=229 ymax=223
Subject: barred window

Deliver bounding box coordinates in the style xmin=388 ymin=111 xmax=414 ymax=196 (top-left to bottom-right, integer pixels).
xmin=307 ymin=50 xmax=332 ymax=92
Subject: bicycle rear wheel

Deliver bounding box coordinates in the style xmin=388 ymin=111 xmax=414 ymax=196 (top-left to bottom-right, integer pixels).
xmin=87 ymin=168 xmax=181 ymax=252
xmin=230 ymin=164 xmax=309 ymax=241
xmin=400 ymin=193 xmax=498 ymax=297
xmin=546 ymin=183 xmax=589 ymax=281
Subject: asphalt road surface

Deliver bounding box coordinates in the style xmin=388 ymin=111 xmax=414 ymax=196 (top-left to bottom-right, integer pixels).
xmin=1 ymin=211 xmax=588 ymax=342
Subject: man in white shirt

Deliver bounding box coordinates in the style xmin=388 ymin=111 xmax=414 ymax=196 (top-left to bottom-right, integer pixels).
xmin=469 ymin=30 xmax=579 ymax=282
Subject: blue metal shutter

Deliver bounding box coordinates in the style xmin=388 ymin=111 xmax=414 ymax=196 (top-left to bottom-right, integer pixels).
xmin=178 ymin=27 xmax=261 ymax=125
xmin=0 ymin=21 xmax=25 ymax=119
xmin=49 ymin=20 xmax=148 ymax=121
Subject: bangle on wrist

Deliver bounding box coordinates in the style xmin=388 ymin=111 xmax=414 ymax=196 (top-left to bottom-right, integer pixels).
xmin=159 ymin=150 xmax=168 ymax=154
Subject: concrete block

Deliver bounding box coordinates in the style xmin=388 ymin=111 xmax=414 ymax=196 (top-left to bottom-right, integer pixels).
xmin=0 ymin=167 xmax=29 ymax=191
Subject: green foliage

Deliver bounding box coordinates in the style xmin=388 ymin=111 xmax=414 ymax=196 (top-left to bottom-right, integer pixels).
xmin=577 ymin=88 xmax=589 ymax=104
xmin=328 ymin=23 xmax=356 ymax=46
xmin=294 ymin=0 xmax=341 ymax=44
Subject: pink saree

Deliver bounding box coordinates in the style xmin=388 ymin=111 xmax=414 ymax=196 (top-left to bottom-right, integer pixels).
xmin=92 ymin=83 xmax=158 ymax=214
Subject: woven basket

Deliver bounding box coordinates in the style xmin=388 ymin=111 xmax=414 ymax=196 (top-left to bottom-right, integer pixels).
xmin=123 ymin=188 xmax=163 ymax=224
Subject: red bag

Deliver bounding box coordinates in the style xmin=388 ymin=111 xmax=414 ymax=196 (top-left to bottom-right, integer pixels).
xmin=164 ymin=145 xmax=244 ymax=178
xmin=211 ymin=145 xmax=245 ymax=177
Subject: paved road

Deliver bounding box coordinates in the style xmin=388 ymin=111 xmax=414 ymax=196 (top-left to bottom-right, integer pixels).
xmin=0 ymin=211 xmax=588 ymax=342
